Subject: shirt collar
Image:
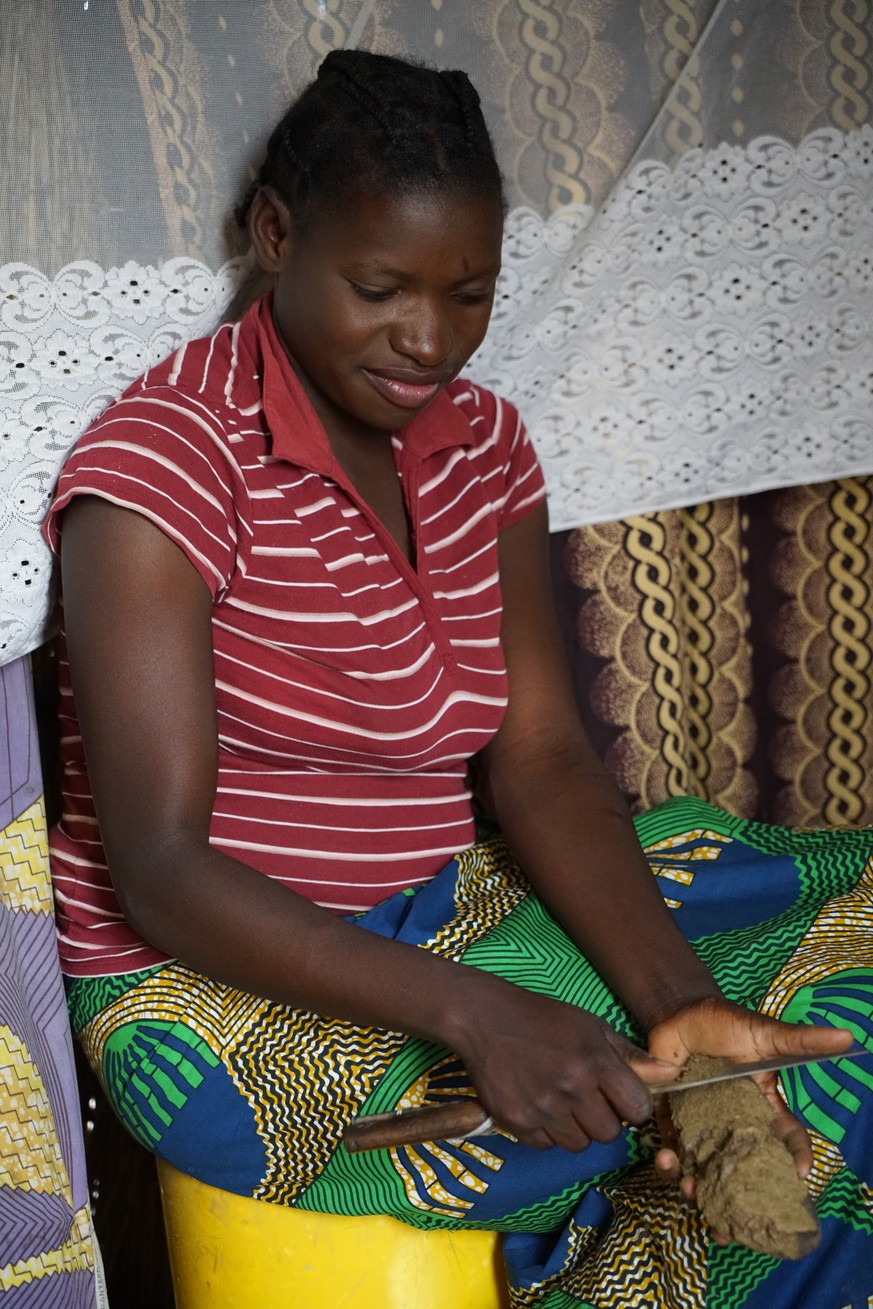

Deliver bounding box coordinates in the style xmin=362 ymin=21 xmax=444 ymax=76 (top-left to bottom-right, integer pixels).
xmin=252 ymin=292 xmax=475 ymax=474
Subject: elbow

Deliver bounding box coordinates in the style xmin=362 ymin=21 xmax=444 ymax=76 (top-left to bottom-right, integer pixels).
xmin=113 ymin=873 xmax=168 ymax=948
xmin=486 ymin=732 xmax=612 ymax=795
xmin=110 ymin=864 xmax=178 ymax=954
xmin=486 ymin=738 xmax=630 ymax=825
xmin=105 ymin=832 xmax=201 ymax=954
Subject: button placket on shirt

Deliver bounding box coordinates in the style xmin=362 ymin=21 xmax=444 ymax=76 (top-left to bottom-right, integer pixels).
xmin=357 ymin=444 xmax=460 ymax=675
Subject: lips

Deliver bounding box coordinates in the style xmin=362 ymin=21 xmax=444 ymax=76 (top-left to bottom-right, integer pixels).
xmin=362 ymin=367 xmax=453 ymax=410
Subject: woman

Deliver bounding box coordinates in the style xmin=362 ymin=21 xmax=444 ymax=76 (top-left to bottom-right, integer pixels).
xmin=45 ymin=50 xmax=873 ymax=1306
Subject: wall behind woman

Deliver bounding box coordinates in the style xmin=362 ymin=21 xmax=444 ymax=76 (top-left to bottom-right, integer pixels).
xmin=3 ymin=0 xmax=872 ymax=671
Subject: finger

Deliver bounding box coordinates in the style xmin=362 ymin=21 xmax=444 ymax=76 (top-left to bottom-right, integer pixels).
xmin=777 ymin=1117 xmax=813 ymax=1177
xmin=570 ymin=1092 xmax=625 ymax=1146
xmin=607 ymin=1029 xmax=681 ymax=1082
xmin=605 ymin=1065 xmax=658 ymax=1126
xmin=595 ymin=1046 xmax=676 ymax=1126
xmin=654 ymin=1146 xmax=681 ymax=1182
xmin=602 ymin=1028 xmax=649 ymax=1062
xmin=550 ymin=1121 xmax=592 ymax=1154
xmin=512 ymin=1124 xmax=557 ymax=1151
xmin=795 ymin=1023 xmax=856 ymax=1054
xmin=629 ymin=1053 xmax=683 ymax=1086
xmin=752 ymin=1019 xmax=856 ymax=1059
xmin=652 ymin=1092 xmax=676 ymax=1150
xmin=516 ymin=1114 xmax=593 ymax=1154
xmin=761 ymin=1080 xmax=813 ymax=1176
xmin=601 ymin=1029 xmax=682 ymax=1124
xmin=518 ymin=1101 xmax=596 ymax=1154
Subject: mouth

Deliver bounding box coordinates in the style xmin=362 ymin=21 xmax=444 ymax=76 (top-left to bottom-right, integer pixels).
xmin=362 ymin=367 xmax=452 ymax=410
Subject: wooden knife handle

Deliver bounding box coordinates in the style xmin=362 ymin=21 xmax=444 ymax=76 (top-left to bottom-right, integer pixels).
xmin=343 ymin=1098 xmax=491 ymax=1153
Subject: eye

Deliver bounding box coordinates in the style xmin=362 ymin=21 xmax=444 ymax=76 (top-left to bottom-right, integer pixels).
xmin=349 ymin=281 xmax=395 ymax=303
xmin=453 ymin=290 xmax=494 ymax=306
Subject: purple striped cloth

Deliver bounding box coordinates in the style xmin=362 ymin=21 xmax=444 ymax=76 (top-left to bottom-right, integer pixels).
xmin=0 ymin=654 xmax=100 ymax=1305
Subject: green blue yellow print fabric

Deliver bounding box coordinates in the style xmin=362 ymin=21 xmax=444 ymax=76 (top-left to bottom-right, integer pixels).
xmin=68 ymin=798 xmax=873 ymax=1307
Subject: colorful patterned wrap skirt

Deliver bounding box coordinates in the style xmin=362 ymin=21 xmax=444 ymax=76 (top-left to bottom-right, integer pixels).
xmin=68 ymin=798 xmax=873 ymax=1307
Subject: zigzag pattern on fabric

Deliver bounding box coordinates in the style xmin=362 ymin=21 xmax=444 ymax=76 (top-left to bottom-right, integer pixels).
xmin=232 ymin=1008 xmax=406 ymax=1205
xmin=566 ymin=1163 xmax=707 ymax=1307
xmin=423 ymin=839 xmax=530 ymax=960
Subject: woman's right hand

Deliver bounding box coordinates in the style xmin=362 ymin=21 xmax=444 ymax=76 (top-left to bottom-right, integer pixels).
xmin=447 ymin=978 xmax=679 ymax=1152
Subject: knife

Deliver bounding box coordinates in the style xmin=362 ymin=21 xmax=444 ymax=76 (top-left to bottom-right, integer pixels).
xmin=342 ymin=1046 xmax=873 ymax=1154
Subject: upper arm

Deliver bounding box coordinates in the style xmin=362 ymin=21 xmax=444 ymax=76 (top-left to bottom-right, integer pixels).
xmin=60 ymin=496 xmax=220 ymax=894
xmin=482 ymin=501 xmax=601 ymax=774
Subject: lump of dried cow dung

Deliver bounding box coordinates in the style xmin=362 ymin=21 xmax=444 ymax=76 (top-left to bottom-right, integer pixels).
xmin=668 ymin=1054 xmax=820 ymax=1260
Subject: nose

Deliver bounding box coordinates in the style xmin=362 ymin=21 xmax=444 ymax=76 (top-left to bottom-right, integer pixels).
xmin=390 ymin=298 xmax=453 ymax=367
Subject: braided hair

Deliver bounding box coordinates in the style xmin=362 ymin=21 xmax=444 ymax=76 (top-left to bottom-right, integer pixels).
xmin=235 ymin=50 xmax=505 ymax=231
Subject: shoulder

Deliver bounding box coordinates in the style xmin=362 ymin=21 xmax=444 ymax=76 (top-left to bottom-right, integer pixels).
xmin=52 ymin=383 xmax=246 ymax=543
xmin=44 ymin=322 xmax=265 ymax=590
xmin=111 ymin=299 xmax=267 ymax=435
xmin=134 ymin=314 xmax=259 ymax=410
xmin=44 ymin=309 xmax=274 ymax=594
xmin=64 ymin=312 xmax=268 ymax=485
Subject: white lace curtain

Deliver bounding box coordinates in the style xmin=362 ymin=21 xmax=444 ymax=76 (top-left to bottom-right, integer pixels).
xmin=2 ymin=0 xmax=872 ymax=664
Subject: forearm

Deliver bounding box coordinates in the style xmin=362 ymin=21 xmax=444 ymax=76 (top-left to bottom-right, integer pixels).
xmin=114 ymin=836 xmax=505 ymax=1050
xmin=485 ymin=742 xmax=722 ymax=1031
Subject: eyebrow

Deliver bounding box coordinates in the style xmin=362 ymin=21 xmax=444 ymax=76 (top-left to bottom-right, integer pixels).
xmin=346 ymin=261 xmax=501 ymax=287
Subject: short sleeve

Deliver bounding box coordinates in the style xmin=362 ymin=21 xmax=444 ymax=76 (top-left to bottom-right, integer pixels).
xmin=43 ymin=386 xmax=247 ymax=598
xmin=450 ymin=381 xmax=547 ymax=530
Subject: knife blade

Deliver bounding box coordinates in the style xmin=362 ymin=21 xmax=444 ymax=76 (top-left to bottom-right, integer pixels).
xmin=648 ymin=1044 xmax=873 ymax=1094
xmin=342 ymin=1046 xmax=873 ymax=1153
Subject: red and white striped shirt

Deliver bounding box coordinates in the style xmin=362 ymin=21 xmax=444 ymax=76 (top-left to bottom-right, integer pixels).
xmin=44 ymin=294 xmax=545 ymax=976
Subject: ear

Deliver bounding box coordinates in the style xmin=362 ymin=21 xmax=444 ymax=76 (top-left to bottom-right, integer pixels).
xmin=247 ymin=186 xmax=294 ymax=274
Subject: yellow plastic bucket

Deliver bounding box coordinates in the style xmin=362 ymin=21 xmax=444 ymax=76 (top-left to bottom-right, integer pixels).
xmin=156 ymin=1159 xmax=508 ymax=1308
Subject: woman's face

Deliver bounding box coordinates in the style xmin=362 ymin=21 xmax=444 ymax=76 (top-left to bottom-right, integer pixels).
xmin=262 ymin=186 xmax=503 ymax=443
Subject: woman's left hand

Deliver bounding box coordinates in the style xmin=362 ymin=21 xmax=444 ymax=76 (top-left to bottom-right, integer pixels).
xmin=646 ymin=997 xmax=855 ymax=1226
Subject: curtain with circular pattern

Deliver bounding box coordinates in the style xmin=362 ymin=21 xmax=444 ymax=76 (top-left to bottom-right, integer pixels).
xmin=2 ymin=0 xmax=872 ymax=667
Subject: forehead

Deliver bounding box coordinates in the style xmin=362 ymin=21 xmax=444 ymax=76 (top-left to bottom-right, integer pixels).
xmin=297 ymin=189 xmax=504 ymax=279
